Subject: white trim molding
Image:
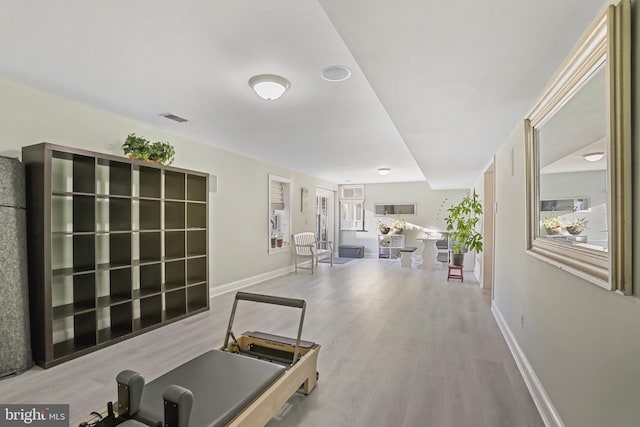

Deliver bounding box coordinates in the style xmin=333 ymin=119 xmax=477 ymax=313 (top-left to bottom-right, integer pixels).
xmin=209 ymin=265 xmax=294 ymax=298
xmin=492 ymin=303 xmax=565 ymax=427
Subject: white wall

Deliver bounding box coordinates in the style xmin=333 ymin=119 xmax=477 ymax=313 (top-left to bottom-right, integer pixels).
xmin=0 ymin=78 xmax=336 ymax=288
xmin=490 ymin=6 xmax=640 ymax=421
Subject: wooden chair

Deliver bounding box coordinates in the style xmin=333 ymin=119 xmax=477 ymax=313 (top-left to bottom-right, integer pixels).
xmin=292 ymin=232 xmax=333 ymax=273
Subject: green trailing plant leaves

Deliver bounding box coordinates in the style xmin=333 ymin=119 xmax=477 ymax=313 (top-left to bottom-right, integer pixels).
xmin=122 ymin=133 xmax=175 ymax=165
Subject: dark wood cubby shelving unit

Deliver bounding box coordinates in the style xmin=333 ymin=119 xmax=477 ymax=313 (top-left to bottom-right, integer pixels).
xmin=23 ymin=143 xmax=209 ymax=368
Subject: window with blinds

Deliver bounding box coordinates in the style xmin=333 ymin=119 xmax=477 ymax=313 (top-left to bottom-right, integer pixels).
xmin=271 ymin=180 xmax=285 ymax=210
xmin=268 ymin=174 xmax=292 ymax=252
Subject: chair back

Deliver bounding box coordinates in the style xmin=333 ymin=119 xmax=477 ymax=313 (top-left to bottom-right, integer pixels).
xmin=293 ymin=232 xmax=317 ymax=256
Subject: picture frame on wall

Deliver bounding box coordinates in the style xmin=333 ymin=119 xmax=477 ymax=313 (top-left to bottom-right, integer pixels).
xmin=301 ymin=187 xmax=309 ymax=212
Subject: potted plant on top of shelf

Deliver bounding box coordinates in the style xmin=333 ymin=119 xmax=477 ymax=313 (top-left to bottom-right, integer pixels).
xmin=444 ymin=193 xmax=483 ymax=266
xmin=378 ymin=220 xmax=391 ymax=235
xmin=391 ymin=218 xmax=407 ymax=234
xmin=541 ymin=215 xmax=563 ymax=235
xmin=566 ymin=217 xmax=588 ymax=235
xmin=122 ymin=133 xmax=176 ymax=165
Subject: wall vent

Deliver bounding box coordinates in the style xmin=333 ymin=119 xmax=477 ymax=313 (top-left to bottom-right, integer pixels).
xmin=159 ymin=113 xmax=188 ymax=123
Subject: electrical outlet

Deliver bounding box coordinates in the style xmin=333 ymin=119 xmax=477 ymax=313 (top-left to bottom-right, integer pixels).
xmin=520 ymin=314 xmax=525 ymax=329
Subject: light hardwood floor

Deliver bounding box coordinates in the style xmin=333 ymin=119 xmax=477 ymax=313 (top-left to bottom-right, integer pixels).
xmin=0 ymin=259 xmax=543 ymax=427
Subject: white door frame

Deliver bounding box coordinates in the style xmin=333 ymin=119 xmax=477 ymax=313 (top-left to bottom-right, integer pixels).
xmin=483 ymin=160 xmax=495 ymax=293
xmin=316 ymin=187 xmax=335 ymax=253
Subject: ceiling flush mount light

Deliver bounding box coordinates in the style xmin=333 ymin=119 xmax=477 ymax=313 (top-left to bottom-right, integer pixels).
xmin=322 ymin=66 xmax=352 ymax=82
xmin=249 ymin=74 xmax=290 ymax=100
xmin=377 ymin=168 xmax=391 ymax=176
xmin=583 ymin=152 xmax=605 ymax=162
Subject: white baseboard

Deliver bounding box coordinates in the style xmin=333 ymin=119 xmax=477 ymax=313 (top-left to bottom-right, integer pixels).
xmin=474 ymin=269 xmax=482 ymax=286
xmin=209 ymin=265 xmax=295 ymax=298
xmin=492 ymin=304 xmax=565 ymax=427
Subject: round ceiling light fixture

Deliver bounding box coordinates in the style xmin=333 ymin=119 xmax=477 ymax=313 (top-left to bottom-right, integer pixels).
xmin=322 ymin=66 xmax=352 ymax=82
xmin=377 ymin=168 xmax=391 ymax=176
xmin=249 ymin=74 xmax=290 ymax=100
xmin=583 ymin=152 xmax=605 ymax=162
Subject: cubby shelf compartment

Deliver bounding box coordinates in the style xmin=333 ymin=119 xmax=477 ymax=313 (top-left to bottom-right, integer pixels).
xmin=23 ymin=143 xmax=209 ymax=368
xmin=187 ymin=175 xmax=207 ymax=202
xmin=138 ymin=166 xmax=161 ymax=199
xmin=187 ymin=230 xmax=206 ymax=257
xmin=165 ymin=171 xmax=186 ymax=200
xmin=137 ymin=295 xmax=163 ymax=329
xmin=110 ymin=198 xmax=132 ymax=231
xmin=187 ymin=203 xmax=206 ymax=229
xmin=139 ymin=262 xmax=162 ymax=297
xmin=187 ymin=284 xmax=208 ymax=312
xmin=165 ymin=289 xmax=186 ymax=320
xmin=52 ymin=311 xmax=97 ymax=359
xmin=165 ymin=260 xmax=186 ymax=291
xmin=51 ymin=272 xmax=96 ymax=319
xmin=139 ymin=232 xmax=161 ymax=263
xmin=187 ymin=256 xmax=207 ymax=285
xmin=139 ymin=200 xmax=161 ymax=230
xmin=165 ymin=231 xmax=185 ymax=260
xmin=165 ymin=202 xmax=185 ymax=230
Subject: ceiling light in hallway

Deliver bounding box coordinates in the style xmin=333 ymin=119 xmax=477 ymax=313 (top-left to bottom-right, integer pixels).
xmin=377 ymin=168 xmax=391 ymax=176
xmin=249 ymin=74 xmax=290 ymax=100
xmin=583 ymin=152 xmax=604 ymax=162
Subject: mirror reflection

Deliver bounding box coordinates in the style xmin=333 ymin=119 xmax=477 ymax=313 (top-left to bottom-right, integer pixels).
xmin=536 ymin=64 xmax=608 ymax=252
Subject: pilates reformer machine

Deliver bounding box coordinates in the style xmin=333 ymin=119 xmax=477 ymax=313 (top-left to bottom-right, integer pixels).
xmin=87 ymin=292 xmax=320 ymax=427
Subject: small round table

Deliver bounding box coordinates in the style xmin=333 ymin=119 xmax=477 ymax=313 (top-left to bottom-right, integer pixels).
xmin=415 ymin=236 xmax=442 ymax=269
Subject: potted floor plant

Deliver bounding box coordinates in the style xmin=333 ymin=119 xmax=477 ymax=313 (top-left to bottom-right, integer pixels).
xmin=444 ymin=193 xmax=483 ymax=266
xmin=122 ymin=133 xmax=176 ymax=165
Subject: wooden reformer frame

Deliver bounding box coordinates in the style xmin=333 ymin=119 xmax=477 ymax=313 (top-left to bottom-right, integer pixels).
xmin=222 ymin=292 xmax=320 ymax=426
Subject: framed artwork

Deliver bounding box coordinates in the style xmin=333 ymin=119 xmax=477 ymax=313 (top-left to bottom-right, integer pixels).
xmin=301 ymin=187 xmax=309 ymax=213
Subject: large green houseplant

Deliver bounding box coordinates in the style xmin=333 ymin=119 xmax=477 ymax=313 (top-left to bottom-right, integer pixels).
xmin=444 ymin=193 xmax=483 ymax=266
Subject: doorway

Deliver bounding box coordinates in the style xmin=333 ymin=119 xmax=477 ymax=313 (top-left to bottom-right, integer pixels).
xmin=316 ymin=188 xmax=334 ymax=252
xmin=483 ymin=161 xmax=495 ymax=291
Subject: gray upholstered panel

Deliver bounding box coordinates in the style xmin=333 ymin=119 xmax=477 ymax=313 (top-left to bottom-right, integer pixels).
xmin=134 ymin=350 xmax=285 ymax=427
xmin=0 ymin=156 xmax=32 ymax=377
xmin=0 ymin=156 xmax=26 ymax=208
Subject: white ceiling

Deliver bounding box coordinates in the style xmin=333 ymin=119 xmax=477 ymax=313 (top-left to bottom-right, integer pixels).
xmin=0 ymin=0 xmax=608 ymax=188
xmin=539 ymin=65 xmax=607 ymax=174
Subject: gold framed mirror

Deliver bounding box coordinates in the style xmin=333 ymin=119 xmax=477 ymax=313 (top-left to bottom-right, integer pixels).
xmin=525 ymin=0 xmax=631 ymax=293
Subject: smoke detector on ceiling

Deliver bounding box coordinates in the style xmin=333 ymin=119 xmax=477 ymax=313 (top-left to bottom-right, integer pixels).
xmin=322 ymin=66 xmax=351 ymax=82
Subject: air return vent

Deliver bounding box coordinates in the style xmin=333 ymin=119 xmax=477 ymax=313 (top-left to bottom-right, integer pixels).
xmin=159 ymin=113 xmax=188 ymax=123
